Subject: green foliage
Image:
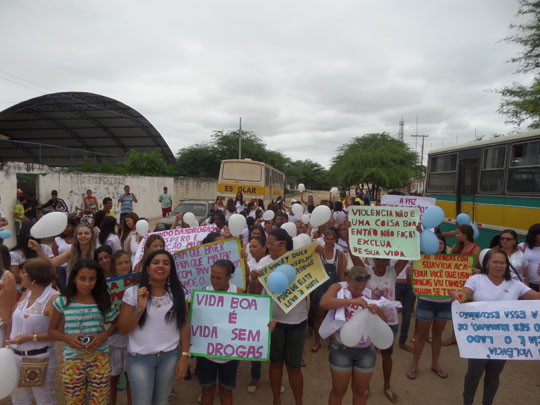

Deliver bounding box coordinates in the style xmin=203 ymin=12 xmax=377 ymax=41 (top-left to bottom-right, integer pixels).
xmin=74 ymin=149 xmax=174 ymax=176
xmin=329 ymin=133 xmax=417 ymax=192
xmin=498 ymin=0 xmax=540 ymax=128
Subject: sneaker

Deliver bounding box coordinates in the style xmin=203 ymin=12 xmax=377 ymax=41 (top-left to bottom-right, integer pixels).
xmin=280 ymin=385 xmax=285 ymax=394
xmin=247 ymin=380 xmax=259 ymax=394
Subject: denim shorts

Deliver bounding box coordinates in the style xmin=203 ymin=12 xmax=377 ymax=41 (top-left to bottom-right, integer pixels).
xmin=329 ymin=341 xmax=376 ymax=372
xmin=197 ymin=357 xmax=240 ymax=390
xmin=416 ymin=298 xmax=452 ymax=321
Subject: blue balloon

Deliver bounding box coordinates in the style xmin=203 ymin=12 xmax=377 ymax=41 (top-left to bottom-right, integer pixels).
xmin=0 ymin=229 xmax=12 ymax=239
xmin=267 ymin=272 xmax=289 ymax=294
xmin=420 ymin=230 xmax=440 ymax=254
xmin=471 ymin=224 xmax=480 ymax=240
xmin=456 ymin=213 xmax=471 ymax=225
xmin=275 ymin=264 xmax=296 ymax=285
xmin=421 ymin=206 xmax=445 ymax=229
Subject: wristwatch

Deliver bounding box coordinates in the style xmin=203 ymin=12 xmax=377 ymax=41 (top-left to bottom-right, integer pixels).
xmin=181 ymin=351 xmax=191 ymax=358
xmin=32 ymin=334 xmax=38 ymax=342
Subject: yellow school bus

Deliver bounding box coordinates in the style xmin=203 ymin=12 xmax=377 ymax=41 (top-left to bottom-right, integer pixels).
xmin=217 ymin=159 xmax=286 ymax=202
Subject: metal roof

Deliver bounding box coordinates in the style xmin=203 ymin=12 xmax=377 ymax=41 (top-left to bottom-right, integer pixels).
xmin=0 ymin=91 xmax=175 ymax=167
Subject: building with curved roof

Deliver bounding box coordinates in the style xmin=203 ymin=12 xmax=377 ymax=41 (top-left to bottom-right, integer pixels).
xmin=0 ymin=91 xmax=175 ymax=167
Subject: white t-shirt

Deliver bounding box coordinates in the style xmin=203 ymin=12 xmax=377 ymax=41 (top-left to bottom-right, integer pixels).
xmin=287 ymin=214 xmax=299 ymax=224
xmin=507 ymin=250 xmax=528 ymax=282
xmin=523 ymin=246 xmax=540 ymax=284
xmin=97 ymin=233 xmax=122 ymax=253
xmin=10 ymin=245 xmax=54 ymax=267
xmin=332 ymin=211 xmax=346 ymax=224
xmin=122 ymin=286 xmax=180 ymax=355
xmin=365 ymin=264 xmax=398 ymax=325
xmin=464 ymin=274 xmax=531 ymax=301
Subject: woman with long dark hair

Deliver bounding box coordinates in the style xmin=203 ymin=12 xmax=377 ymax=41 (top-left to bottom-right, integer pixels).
xmin=121 ymin=212 xmax=139 ymax=251
xmin=118 ymin=249 xmax=190 ymax=404
xmin=498 ymin=229 xmax=528 ymax=284
xmin=133 ymin=234 xmax=165 ymax=273
xmin=235 ymin=192 xmax=245 ymax=213
xmin=522 ymin=223 xmax=540 ymax=291
xmin=97 ymin=216 xmax=122 ymax=253
xmin=450 ymin=224 xmax=480 ymax=258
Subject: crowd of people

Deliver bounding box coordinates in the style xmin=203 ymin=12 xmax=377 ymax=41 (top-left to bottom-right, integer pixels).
xmin=0 ymin=186 xmax=539 ymax=405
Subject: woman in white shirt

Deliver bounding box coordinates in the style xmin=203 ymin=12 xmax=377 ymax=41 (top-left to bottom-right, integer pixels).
xmin=498 ymin=229 xmax=528 ymax=284
xmin=450 ymin=248 xmax=540 ymax=405
xmin=522 ymin=223 xmax=540 ymax=291
xmin=96 ymin=216 xmax=122 ymax=253
xmin=118 ymin=249 xmax=190 ymax=405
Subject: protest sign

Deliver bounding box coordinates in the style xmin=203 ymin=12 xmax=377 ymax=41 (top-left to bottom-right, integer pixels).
xmin=452 ymin=300 xmax=540 ymax=360
xmin=133 ymin=225 xmax=216 ymax=268
xmin=190 ymin=290 xmax=272 ymax=361
xmin=412 ymin=254 xmax=475 ymax=298
xmin=380 ymin=195 xmax=436 ymax=222
xmin=348 ymin=206 xmax=420 ymax=260
xmin=107 ymin=273 xmax=141 ymax=309
xmin=173 ymin=238 xmax=246 ymax=300
xmin=258 ymin=243 xmax=328 ymax=313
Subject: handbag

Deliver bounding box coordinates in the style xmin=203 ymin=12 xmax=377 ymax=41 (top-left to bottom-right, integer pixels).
xmin=18 ymin=356 xmax=49 ymax=387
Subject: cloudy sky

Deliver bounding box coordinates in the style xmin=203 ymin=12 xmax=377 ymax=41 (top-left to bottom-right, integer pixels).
xmin=0 ymin=0 xmax=535 ymax=168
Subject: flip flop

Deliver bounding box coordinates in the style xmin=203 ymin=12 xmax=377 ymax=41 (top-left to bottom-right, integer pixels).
xmin=441 ymin=339 xmax=456 ymax=346
xmin=431 ymin=368 xmax=448 ymax=379
xmin=384 ymin=388 xmax=399 ymax=403
xmin=311 ymin=344 xmax=321 ymax=353
xmin=406 ymin=369 xmax=417 ymax=380
xmin=399 ymin=344 xmax=414 ymax=353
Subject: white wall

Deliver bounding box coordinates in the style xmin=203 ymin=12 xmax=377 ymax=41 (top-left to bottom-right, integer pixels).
xmin=0 ymin=162 xmax=217 ymax=248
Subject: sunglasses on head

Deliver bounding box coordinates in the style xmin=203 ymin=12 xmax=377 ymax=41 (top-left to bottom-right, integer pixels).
xmin=351 ymin=274 xmax=371 ymax=282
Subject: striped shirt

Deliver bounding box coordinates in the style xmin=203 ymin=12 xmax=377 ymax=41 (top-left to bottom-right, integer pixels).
xmin=53 ymin=296 xmax=117 ymax=359
xmin=119 ymin=193 xmax=135 ymax=214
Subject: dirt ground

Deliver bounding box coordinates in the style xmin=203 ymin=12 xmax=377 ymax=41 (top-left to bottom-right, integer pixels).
xmin=2 ymin=318 xmax=540 ymax=404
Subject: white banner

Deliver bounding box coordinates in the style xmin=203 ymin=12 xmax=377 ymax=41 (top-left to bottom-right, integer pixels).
xmin=452 ymin=300 xmax=540 ymax=360
xmin=380 ymin=195 xmax=436 ymax=221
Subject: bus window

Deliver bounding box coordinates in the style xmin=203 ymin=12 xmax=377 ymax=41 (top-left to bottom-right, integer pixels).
xmin=507 ymin=140 xmax=540 ymax=193
xmin=426 ymin=154 xmax=457 ymax=192
xmin=479 ymin=146 xmax=505 ymax=193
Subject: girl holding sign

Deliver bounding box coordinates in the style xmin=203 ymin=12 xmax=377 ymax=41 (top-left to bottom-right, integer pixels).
xmin=450 ymin=248 xmax=540 ymax=405
xmin=199 ymin=259 xmax=244 ymax=405
xmin=118 ymin=249 xmax=190 ymax=405
xmin=132 ymin=234 xmax=165 ymax=273
xmin=320 ymin=266 xmax=386 ymax=405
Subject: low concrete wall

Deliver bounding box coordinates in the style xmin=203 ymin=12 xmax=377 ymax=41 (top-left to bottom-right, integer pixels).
xmin=0 ymin=162 xmax=217 ymax=247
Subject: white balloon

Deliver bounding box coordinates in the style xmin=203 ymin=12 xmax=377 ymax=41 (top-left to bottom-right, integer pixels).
xmin=136 ymin=220 xmax=150 ymax=236
xmin=297 ymin=233 xmax=312 ymax=248
xmin=292 ymin=235 xmax=302 ymax=250
xmin=183 ymin=212 xmax=195 ymax=224
xmin=310 ymin=205 xmax=331 ymax=227
xmin=298 ymin=183 xmax=305 ymax=193
xmin=262 ymin=210 xmax=275 ymax=221
xmin=291 ymin=203 xmax=303 ymax=218
xmin=479 ymin=248 xmax=491 ymax=266
xmin=330 ymin=187 xmax=339 ymax=195
xmin=368 ymin=313 xmax=395 ymax=349
xmin=228 ymin=214 xmax=247 ymax=237
xmin=281 ymin=222 xmax=297 ymax=238
xmin=30 ymin=211 xmax=67 ymax=239
xmin=0 ymin=348 xmax=18 ymax=399
xmin=340 ymin=309 xmax=370 ymax=347
xmin=301 ymin=214 xmax=310 ymax=224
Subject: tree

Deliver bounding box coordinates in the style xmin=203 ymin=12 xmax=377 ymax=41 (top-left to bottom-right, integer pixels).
xmin=498 ymin=0 xmax=540 ymax=129
xmin=329 ymin=133 xmax=417 ymax=195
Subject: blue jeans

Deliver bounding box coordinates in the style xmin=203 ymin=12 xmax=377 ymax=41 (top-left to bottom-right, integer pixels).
xmin=395 ymin=282 xmax=416 ymax=345
xmin=127 ymin=348 xmax=179 ymax=405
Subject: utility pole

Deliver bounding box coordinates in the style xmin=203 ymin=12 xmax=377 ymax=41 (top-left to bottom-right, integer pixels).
xmin=238 ymin=117 xmax=242 ymax=159
xmin=411 ymin=133 xmax=429 ymax=171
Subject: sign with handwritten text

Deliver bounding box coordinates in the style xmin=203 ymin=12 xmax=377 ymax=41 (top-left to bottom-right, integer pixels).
xmin=133 ymin=225 xmax=216 ymax=268
xmin=412 ymin=254 xmax=475 ymax=298
xmin=173 ymin=238 xmax=246 ymax=300
xmin=452 ymin=300 xmax=540 ymax=360
xmin=348 ymin=206 xmax=420 ymax=260
xmin=258 ymin=243 xmax=328 ymax=313
xmin=380 ymin=195 xmax=436 ymax=222
xmin=107 ymin=273 xmax=141 ymax=310
xmin=190 ymin=290 xmax=272 ymax=361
